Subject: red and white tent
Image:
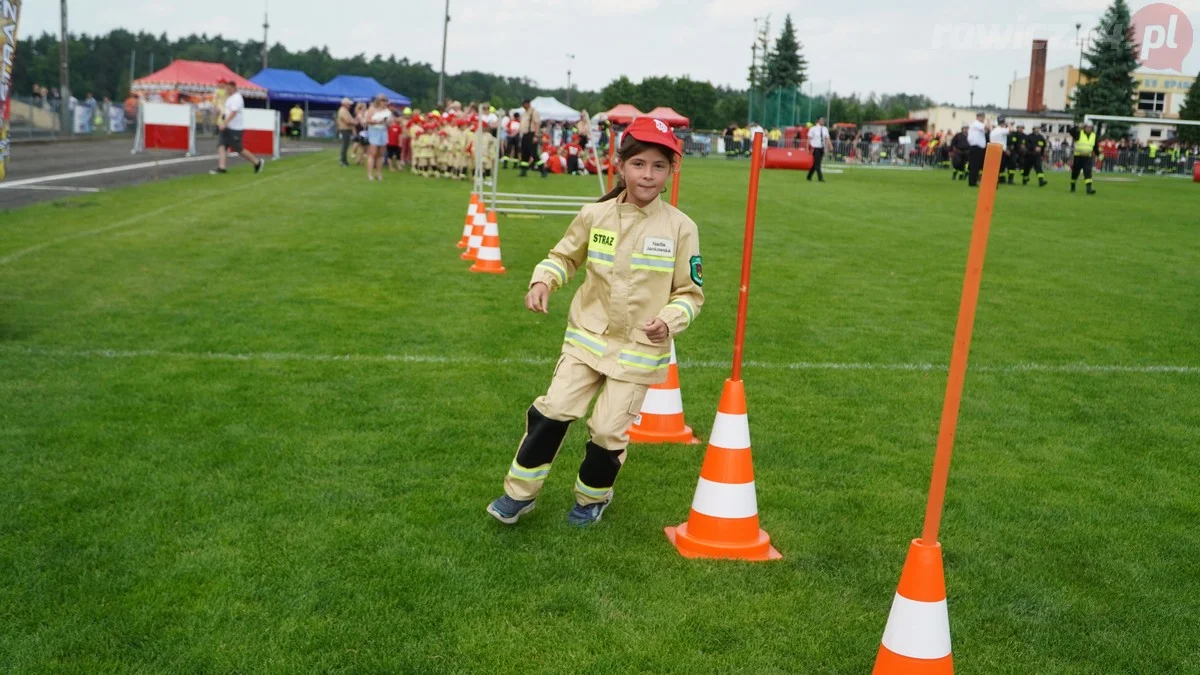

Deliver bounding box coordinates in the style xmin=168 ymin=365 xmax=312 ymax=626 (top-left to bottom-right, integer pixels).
xmin=645 ymin=106 xmax=690 ymax=128
xmin=604 ymin=104 xmax=644 ymax=125
xmin=131 ymin=60 xmax=266 ymax=99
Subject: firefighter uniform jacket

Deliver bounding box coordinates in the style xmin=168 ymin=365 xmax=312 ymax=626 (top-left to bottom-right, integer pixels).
xmin=530 ymin=192 xmax=704 ymax=386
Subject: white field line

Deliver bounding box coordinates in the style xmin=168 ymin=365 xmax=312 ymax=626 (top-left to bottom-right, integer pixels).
xmin=0 ymin=154 xmax=217 ymax=187
xmin=0 ymin=185 xmax=103 ymax=193
xmin=0 ymin=162 xmax=321 ymax=267
xmin=2 ymin=345 xmax=1197 ymax=375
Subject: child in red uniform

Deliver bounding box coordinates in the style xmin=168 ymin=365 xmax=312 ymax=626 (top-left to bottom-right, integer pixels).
xmin=565 ymin=135 xmax=583 ymax=175
xmin=386 ymin=116 xmax=404 ymax=172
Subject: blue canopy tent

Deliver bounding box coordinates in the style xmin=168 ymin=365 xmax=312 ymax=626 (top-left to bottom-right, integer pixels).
xmin=320 ymin=75 xmax=411 ymax=107
xmin=250 ymin=68 xmax=343 ymax=104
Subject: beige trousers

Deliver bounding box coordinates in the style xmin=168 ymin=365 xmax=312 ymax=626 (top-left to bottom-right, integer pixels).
xmin=503 ymin=354 xmax=648 ymax=505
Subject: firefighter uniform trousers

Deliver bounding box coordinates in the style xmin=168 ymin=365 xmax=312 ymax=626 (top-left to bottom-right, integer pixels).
xmin=504 ymin=355 xmax=648 ymax=505
xmin=501 ymin=192 xmax=704 ymax=507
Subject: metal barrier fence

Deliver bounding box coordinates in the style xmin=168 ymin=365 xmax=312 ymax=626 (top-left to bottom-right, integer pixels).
xmin=677 ymin=132 xmax=1200 ymax=176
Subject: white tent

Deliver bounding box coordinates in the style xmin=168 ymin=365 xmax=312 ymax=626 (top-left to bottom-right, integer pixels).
xmin=531 ymin=96 xmax=581 ymax=122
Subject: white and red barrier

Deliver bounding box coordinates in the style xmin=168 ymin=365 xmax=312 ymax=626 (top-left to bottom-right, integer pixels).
xmin=132 ymin=102 xmax=196 ymax=156
xmin=241 ymin=109 xmax=281 ymax=160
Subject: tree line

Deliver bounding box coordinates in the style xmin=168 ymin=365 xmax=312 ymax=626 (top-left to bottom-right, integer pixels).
xmin=13 ymin=27 xmax=939 ymax=131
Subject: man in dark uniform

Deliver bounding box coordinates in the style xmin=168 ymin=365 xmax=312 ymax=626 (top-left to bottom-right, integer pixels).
xmin=1022 ymin=125 xmax=1049 ymax=187
xmin=1069 ymin=121 xmax=1099 ymax=195
xmin=950 ymin=123 xmax=970 ymax=180
xmin=1006 ymin=123 xmax=1026 ymax=184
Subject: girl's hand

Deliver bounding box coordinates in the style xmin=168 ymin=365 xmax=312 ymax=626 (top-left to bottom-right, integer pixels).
xmin=643 ymin=317 xmax=669 ymax=344
xmin=525 ymin=283 xmax=550 ymax=314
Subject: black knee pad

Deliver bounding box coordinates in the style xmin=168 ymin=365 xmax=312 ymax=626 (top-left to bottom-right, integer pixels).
xmin=514 ymin=406 xmax=571 ymax=468
xmin=577 ymin=441 xmax=623 ymax=490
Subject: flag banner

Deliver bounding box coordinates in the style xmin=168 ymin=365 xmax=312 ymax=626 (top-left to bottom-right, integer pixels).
xmin=0 ymin=0 xmax=22 ymax=182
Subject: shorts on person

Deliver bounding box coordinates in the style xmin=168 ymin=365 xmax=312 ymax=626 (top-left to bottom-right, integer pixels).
xmin=219 ymin=128 xmax=244 ymax=153
xmin=368 ymin=125 xmax=388 ymax=147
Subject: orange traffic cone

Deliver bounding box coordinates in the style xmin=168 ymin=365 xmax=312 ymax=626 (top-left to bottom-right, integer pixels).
xmin=665 ymin=378 xmax=780 ymax=561
xmin=458 ymin=194 xmax=480 ymax=248
xmin=469 ymin=211 xmax=506 ymax=274
xmin=461 ymin=208 xmax=487 ymax=261
xmin=873 ymin=539 xmax=953 ymax=674
xmin=629 ymin=340 xmax=701 ymax=444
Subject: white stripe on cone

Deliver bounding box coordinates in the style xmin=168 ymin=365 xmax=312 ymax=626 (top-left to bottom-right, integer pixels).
xmin=462 ymin=223 xmax=473 ymax=238
xmin=468 ymin=233 xmax=484 ymax=249
xmin=642 ymin=387 xmax=684 ymax=415
xmin=473 ymin=212 xmax=487 ymax=226
xmin=476 ymin=246 xmax=502 ymax=261
xmin=669 ymin=340 xmax=678 ymax=365
xmin=690 ymin=477 xmax=758 ymax=519
xmin=880 ymin=594 xmax=952 ymax=659
xmin=709 ymin=411 xmax=751 ymax=451
xmin=482 ymin=220 xmax=499 ymax=237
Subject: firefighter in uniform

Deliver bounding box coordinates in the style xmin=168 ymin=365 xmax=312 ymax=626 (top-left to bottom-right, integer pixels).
xmin=1069 ymin=122 xmax=1099 ymax=195
xmin=1022 ymin=125 xmax=1048 ymax=187
xmin=950 ymin=123 xmax=970 ymax=180
xmin=487 ymin=118 xmax=704 ymax=527
xmin=1006 ymin=123 xmax=1025 ymax=184
xmin=518 ymin=99 xmax=542 ymax=178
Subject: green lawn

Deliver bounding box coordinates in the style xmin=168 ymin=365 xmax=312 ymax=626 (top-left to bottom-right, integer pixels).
xmin=2 ymin=153 xmax=1199 ymax=673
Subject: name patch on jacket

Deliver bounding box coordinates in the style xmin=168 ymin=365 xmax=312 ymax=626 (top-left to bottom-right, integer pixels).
xmin=642 ymin=237 xmax=675 ymax=257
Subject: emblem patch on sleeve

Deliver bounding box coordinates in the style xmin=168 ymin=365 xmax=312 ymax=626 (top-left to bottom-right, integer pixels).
xmin=689 ymin=255 xmax=703 ymax=286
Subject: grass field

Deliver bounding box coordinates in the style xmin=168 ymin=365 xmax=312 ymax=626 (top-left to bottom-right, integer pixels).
xmin=2 ymin=152 xmax=1199 ymax=673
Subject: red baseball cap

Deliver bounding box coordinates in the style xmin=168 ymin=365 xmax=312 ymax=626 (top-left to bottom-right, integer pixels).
xmin=624 ymin=117 xmax=681 ymax=155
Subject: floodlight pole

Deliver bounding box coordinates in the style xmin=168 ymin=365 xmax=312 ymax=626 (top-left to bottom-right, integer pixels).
xmin=566 ymin=53 xmax=575 ymax=106
xmin=262 ymin=3 xmax=269 ymax=70
xmin=969 ymin=74 xmax=979 ymax=108
xmin=438 ymin=0 xmax=450 ymax=107
xmin=59 ymin=0 xmax=71 ymax=134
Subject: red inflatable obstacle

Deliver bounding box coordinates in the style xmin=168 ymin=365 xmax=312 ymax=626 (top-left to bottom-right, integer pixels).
xmin=132 ymin=102 xmax=196 ymax=155
xmin=1193 ymin=160 xmax=1199 ymax=183
xmin=763 ymin=147 xmax=814 ymax=171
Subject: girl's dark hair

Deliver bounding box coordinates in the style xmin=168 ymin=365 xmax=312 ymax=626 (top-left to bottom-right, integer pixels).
xmin=597 ymin=135 xmax=677 ymax=203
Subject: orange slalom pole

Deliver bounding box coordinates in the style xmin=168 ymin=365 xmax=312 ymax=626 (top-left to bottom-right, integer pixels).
xmin=920 ymin=142 xmax=1003 ymax=546
xmin=670 ymin=161 xmax=681 ymax=206
xmin=730 ymin=132 xmax=764 ymax=382
xmin=606 ymin=128 xmax=616 ymax=192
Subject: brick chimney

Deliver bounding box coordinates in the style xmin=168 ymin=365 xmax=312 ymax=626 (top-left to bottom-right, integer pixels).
xmin=1028 ymin=39 xmax=1048 ymax=113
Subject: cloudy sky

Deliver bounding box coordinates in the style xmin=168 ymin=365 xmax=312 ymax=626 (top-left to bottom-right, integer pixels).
xmin=19 ymin=0 xmax=1200 ymax=107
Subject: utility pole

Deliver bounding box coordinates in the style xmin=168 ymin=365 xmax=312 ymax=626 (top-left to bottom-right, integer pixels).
xmin=437 ymin=0 xmax=450 ymax=107
xmin=59 ymin=0 xmax=71 ymax=133
xmin=566 ymin=54 xmax=575 ymax=106
xmin=261 ymin=3 xmax=270 ymax=70
xmin=129 ymin=49 xmax=136 ymax=89
xmin=969 ymin=74 xmax=979 ymax=108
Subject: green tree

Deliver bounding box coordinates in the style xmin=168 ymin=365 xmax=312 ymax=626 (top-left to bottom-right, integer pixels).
xmin=1176 ymin=73 xmax=1200 ymax=144
xmin=764 ymin=15 xmax=807 ymax=91
xmin=1073 ymin=0 xmax=1140 ymax=139
xmin=600 ymin=75 xmax=638 ymax=108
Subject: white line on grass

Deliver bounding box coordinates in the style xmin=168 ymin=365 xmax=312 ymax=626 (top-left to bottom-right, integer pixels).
xmin=0 ymin=185 xmax=103 ymax=193
xmin=3 ymin=346 xmax=1197 ymax=375
xmin=0 ymin=154 xmax=217 ymax=187
xmin=0 ymin=162 xmax=322 ymax=267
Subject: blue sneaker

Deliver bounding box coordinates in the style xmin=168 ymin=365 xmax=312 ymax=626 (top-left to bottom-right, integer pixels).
xmin=487 ymin=495 xmax=536 ymax=524
xmin=567 ymin=497 xmax=612 ymax=527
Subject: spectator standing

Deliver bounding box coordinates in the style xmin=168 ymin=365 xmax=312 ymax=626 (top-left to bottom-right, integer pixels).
xmin=966 ymin=112 xmax=988 ymax=187
xmin=336 ymin=98 xmax=355 ymax=167
xmin=806 ymin=116 xmax=831 ymax=182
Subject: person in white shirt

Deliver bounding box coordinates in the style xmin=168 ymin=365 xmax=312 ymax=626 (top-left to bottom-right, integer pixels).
xmin=807 ymin=116 xmax=832 ymax=182
xmin=966 ymin=112 xmax=988 ymax=187
xmin=210 ymin=79 xmax=264 ymax=175
xmin=988 ymin=117 xmax=1010 ymax=187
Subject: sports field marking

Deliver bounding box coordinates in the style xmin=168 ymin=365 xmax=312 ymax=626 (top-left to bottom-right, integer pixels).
xmin=0 ymin=162 xmax=322 ymax=267
xmin=0 ymin=185 xmax=103 ymax=193
xmin=3 ymin=345 xmax=1196 ymax=375
xmin=0 ymin=154 xmax=217 ymax=188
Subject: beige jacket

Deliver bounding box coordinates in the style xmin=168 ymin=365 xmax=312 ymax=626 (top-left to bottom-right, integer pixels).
xmin=530 ymin=193 xmax=704 ymax=385
xmin=519 ymin=106 xmax=541 ymax=135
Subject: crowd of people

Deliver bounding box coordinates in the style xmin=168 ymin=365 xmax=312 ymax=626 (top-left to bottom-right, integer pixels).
xmin=328 ymin=96 xmax=619 ymax=182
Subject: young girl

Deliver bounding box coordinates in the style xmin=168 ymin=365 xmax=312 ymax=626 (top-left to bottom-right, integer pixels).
xmin=487 ymin=117 xmax=704 ymax=527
